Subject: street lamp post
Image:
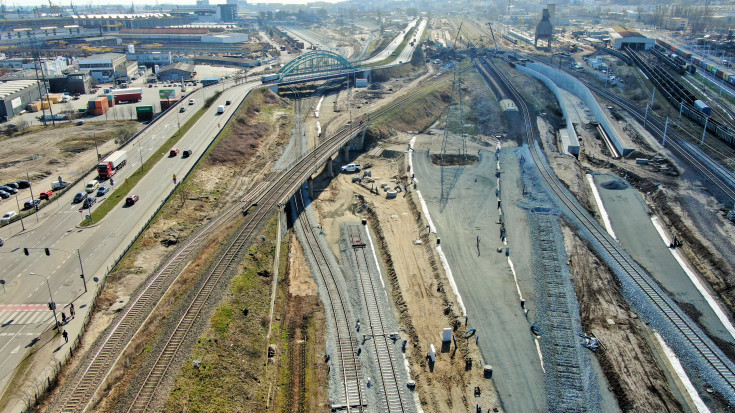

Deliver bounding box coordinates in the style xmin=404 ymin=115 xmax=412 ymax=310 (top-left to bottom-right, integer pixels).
xmin=29 ymin=272 xmax=59 ymax=329
xmin=23 ymin=247 xmax=87 ymax=293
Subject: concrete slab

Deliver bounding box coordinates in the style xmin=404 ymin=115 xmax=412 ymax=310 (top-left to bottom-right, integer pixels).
xmin=592 ymin=173 xmax=735 ymax=346
xmin=412 ymin=140 xmax=547 ymax=412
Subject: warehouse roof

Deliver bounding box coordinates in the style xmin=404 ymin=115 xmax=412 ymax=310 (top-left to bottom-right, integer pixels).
xmin=0 ymin=80 xmax=37 ymax=100
xmin=610 ymin=26 xmax=647 ymax=39
xmin=159 ymin=62 xmax=195 ymax=74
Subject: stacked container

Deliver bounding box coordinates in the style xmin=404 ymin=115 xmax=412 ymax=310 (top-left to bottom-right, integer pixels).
xmin=87 ymin=96 xmax=109 ymax=116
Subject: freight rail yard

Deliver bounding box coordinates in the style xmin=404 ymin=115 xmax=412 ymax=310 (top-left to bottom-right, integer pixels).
xmin=2 ymin=4 xmax=735 ymax=413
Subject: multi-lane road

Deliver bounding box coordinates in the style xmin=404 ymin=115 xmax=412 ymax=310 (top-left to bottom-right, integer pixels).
xmin=0 ymin=79 xmax=258 ymax=398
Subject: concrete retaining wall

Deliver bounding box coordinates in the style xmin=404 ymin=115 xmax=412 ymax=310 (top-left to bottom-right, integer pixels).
xmin=516 ymin=65 xmax=580 ymax=155
xmin=525 ymin=62 xmax=634 ymax=155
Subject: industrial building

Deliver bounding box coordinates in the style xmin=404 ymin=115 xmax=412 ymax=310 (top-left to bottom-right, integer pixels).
xmin=609 ymin=26 xmax=655 ymax=50
xmin=158 ymin=62 xmax=196 ymax=82
xmin=77 ymin=53 xmax=135 ymax=83
xmin=48 ymin=72 xmax=92 ymax=95
xmin=126 ymin=51 xmax=174 ymax=67
xmin=0 ymin=80 xmax=42 ymax=121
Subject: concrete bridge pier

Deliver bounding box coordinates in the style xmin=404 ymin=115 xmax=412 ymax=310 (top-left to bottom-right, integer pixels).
xmin=307 ymin=177 xmax=314 ymax=199
xmin=327 ymin=158 xmax=334 ymax=178
xmin=343 ymin=146 xmax=349 ymax=162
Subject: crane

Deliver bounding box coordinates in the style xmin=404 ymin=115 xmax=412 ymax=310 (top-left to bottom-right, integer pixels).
xmin=452 ymin=21 xmax=464 ymax=50
xmin=487 ymin=23 xmax=499 ymax=55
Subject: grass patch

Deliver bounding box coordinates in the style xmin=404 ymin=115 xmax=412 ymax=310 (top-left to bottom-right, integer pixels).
xmin=80 ymin=105 xmax=210 ymax=226
xmin=58 ymin=123 xmax=137 ymax=154
xmin=164 ymin=216 xmax=281 ymax=412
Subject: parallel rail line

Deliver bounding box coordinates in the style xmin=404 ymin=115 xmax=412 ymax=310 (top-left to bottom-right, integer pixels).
xmin=532 ymin=55 xmax=735 ymax=203
xmin=480 ymin=56 xmax=735 ymax=401
xmin=348 ymin=225 xmax=407 ymax=413
xmin=294 ymin=190 xmax=365 ymax=411
xmin=56 ymin=77 xmax=447 ymax=412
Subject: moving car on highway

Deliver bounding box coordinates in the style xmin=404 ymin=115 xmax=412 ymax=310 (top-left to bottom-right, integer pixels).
xmin=73 ymin=192 xmax=88 ymax=203
xmin=125 ymin=195 xmax=139 ymax=206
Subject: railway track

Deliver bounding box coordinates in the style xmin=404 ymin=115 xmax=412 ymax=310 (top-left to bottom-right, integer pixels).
xmin=481 ymin=56 xmax=735 ymax=402
xmin=532 ymin=55 xmax=735 ymax=203
xmin=293 ymin=190 xmax=365 ymax=411
xmin=55 ymin=77 xmax=447 ymax=412
xmin=348 ymin=225 xmax=408 ymax=413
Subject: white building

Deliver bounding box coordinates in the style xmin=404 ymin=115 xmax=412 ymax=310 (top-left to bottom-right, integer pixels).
xmin=201 ymin=33 xmax=248 ymax=43
xmin=0 ymin=56 xmax=69 ymax=76
xmin=77 ymin=53 xmax=127 ymax=83
xmin=609 ymin=26 xmax=655 ymax=50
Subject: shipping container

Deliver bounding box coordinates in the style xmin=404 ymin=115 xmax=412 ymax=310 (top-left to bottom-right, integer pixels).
xmin=694 ymin=100 xmax=712 ymax=116
xmin=136 ymin=105 xmax=154 ymax=121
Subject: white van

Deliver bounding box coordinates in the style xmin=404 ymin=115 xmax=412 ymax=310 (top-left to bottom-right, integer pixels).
xmin=85 ymin=179 xmax=100 ymax=193
xmin=217 ymin=105 xmax=225 ymax=114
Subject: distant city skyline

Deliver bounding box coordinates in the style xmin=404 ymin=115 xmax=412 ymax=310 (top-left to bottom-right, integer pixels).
xmin=18 ymin=0 xmax=347 ymax=7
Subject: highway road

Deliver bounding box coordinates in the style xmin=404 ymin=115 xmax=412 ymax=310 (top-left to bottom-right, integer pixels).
xmin=362 ymin=18 xmax=421 ymax=64
xmin=0 ymin=79 xmax=259 ymax=398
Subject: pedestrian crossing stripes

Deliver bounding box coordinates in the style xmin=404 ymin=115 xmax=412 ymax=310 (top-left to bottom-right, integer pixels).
xmin=0 ymin=309 xmax=54 ymax=326
xmin=0 ymin=304 xmax=49 ymax=312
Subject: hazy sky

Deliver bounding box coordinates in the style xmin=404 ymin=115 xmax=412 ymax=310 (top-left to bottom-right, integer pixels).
xmin=20 ymin=0 xmax=346 ymax=6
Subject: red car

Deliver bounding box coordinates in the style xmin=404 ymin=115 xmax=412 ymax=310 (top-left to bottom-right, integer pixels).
xmin=39 ymin=190 xmax=53 ymax=200
xmin=169 ymin=148 xmax=179 ymax=157
xmin=125 ymin=195 xmax=139 ymax=206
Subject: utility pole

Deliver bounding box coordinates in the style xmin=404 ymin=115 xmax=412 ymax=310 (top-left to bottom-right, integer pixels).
xmin=662 ymin=117 xmax=669 ymax=147
xmin=701 ymin=115 xmax=710 ymax=145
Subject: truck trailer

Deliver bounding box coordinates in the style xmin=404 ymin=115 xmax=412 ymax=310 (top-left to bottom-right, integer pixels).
xmin=112 ymin=88 xmax=143 ymax=103
xmin=97 ymin=150 xmax=128 ymax=180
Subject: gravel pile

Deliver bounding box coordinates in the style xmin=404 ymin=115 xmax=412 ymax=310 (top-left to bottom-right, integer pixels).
xmin=524 ymin=143 xmax=735 ymax=405
xmin=516 ymin=146 xmax=603 ymax=412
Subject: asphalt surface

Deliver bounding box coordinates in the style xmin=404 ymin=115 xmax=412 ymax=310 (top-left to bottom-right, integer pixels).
xmin=363 ymin=18 xmax=422 ymax=65
xmin=0 ymin=79 xmax=258 ymax=398
xmin=592 ymin=173 xmax=735 ymax=347
xmin=411 ymin=141 xmax=547 ymax=412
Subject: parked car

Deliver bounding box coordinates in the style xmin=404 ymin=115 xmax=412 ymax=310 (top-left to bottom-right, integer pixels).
xmin=15 ymin=180 xmax=30 ymax=189
xmin=3 ymin=182 xmax=18 ymax=189
xmin=179 ymin=106 xmax=186 ymax=113
xmin=39 ymin=190 xmax=53 ymax=200
xmin=0 ymin=237 xmax=4 ymax=247
xmin=76 ymin=120 xmax=85 ymax=126
xmin=97 ymin=186 xmax=109 ymax=196
xmin=23 ymin=199 xmax=40 ymax=209
xmin=125 ymin=195 xmax=139 ymax=206
xmin=82 ymin=197 xmax=96 ymax=208
xmin=1 ymin=211 xmax=17 ymax=223
xmin=0 ymin=186 xmax=17 ymax=194
xmin=182 ymin=149 xmax=193 ymax=158
xmin=340 ymin=163 xmax=361 ymax=173
xmin=0 ymin=191 xmax=9 ymax=199
xmin=73 ymin=192 xmax=87 ymax=203
xmin=51 ymin=180 xmax=70 ymax=190
xmin=169 ymin=148 xmax=179 ymax=157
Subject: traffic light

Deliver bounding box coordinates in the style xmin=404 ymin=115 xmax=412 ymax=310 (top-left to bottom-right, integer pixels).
xmin=45 ymin=248 xmax=50 ymax=256
xmin=23 ymin=248 xmax=29 ymax=256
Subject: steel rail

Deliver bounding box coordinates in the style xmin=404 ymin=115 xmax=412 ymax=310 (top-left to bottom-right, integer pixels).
xmin=532 ymin=55 xmax=735 ymax=202
xmin=480 ymin=57 xmax=735 ymax=399
xmin=348 ymin=225 xmax=407 ymax=413
xmin=294 ymin=190 xmax=365 ymax=411
xmin=57 ymin=77 xmax=449 ymax=412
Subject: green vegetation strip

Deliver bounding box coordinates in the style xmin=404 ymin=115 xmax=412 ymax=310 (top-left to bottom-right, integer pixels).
xmin=80 ymin=105 xmax=211 ymax=226
xmin=366 ymin=22 xmax=419 ymax=67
